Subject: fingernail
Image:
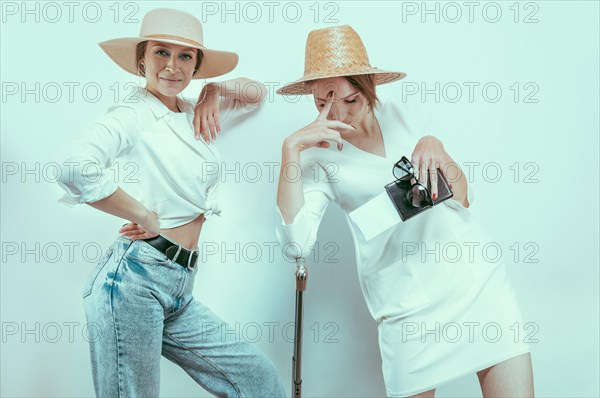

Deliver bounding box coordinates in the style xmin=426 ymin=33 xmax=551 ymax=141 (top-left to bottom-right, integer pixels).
xmin=432 ymin=193 xmax=437 ymax=200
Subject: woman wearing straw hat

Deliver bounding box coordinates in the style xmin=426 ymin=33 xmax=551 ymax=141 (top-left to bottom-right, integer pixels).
xmin=275 ymin=25 xmax=534 ymax=397
xmin=57 ymin=8 xmax=285 ymax=397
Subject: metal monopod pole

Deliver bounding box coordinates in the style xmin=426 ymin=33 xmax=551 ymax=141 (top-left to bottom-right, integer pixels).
xmin=292 ymin=257 xmax=307 ymax=398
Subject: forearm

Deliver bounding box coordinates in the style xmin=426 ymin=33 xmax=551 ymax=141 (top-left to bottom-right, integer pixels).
xmin=204 ymin=78 xmax=267 ymax=104
xmin=414 ymin=134 xmax=470 ymax=208
xmin=276 ymin=139 xmax=305 ymax=224
xmin=446 ymin=156 xmax=469 ymax=208
xmin=86 ymin=187 xmax=149 ymax=225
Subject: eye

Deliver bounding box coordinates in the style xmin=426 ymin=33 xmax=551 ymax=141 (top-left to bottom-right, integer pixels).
xmin=180 ymin=54 xmax=193 ymax=60
xmin=155 ymin=49 xmax=169 ymax=56
xmin=345 ymin=98 xmax=358 ymax=104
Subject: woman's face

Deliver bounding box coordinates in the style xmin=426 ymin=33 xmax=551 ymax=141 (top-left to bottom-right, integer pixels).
xmin=142 ymin=40 xmax=198 ymax=98
xmin=311 ymin=77 xmax=370 ymax=129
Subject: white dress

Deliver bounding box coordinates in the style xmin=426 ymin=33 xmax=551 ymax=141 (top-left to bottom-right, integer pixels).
xmin=275 ymin=98 xmax=531 ymax=396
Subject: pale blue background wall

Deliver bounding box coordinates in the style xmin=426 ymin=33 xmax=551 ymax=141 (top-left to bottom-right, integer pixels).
xmin=1 ymin=1 xmax=598 ymax=397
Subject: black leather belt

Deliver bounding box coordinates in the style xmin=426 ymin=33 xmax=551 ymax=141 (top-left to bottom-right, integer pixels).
xmin=141 ymin=234 xmax=199 ymax=269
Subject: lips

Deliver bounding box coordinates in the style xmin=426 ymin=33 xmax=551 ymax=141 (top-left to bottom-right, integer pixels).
xmin=160 ymin=77 xmax=181 ymax=82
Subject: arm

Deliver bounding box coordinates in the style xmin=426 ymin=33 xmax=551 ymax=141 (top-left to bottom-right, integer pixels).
xmin=207 ymin=77 xmax=267 ymax=104
xmin=277 ymin=141 xmax=305 ymax=224
xmin=57 ymin=105 xmax=159 ymax=236
xmin=277 ymin=92 xmax=351 ymax=222
xmin=275 ymin=92 xmax=354 ymax=258
xmin=193 ymin=78 xmax=267 ymax=142
xmin=411 ymin=135 xmax=470 ymax=208
xmin=275 ymin=147 xmax=335 ymax=259
xmin=86 ymin=187 xmax=151 ymax=226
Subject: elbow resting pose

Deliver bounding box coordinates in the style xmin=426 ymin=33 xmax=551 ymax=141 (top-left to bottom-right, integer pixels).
xmin=275 ymin=26 xmax=534 ymax=397
xmin=56 ymin=8 xmax=285 ymax=397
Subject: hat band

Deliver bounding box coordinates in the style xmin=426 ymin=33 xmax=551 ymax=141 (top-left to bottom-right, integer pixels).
xmin=143 ymin=34 xmax=204 ymax=48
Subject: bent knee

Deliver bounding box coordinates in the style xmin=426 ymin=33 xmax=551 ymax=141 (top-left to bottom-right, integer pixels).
xmin=240 ymin=351 xmax=285 ymax=397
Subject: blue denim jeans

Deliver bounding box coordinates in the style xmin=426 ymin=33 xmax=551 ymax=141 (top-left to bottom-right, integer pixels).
xmin=82 ymin=234 xmax=285 ymax=397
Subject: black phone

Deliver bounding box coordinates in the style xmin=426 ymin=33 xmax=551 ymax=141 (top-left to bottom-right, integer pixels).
xmin=384 ymin=168 xmax=453 ymax=221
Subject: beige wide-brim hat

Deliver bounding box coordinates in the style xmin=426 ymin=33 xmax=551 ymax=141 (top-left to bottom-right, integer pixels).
xmin=277 ymin=25 xmax=406 ymax=95
xmin=99 ymin=8 xmax=238 ymax=79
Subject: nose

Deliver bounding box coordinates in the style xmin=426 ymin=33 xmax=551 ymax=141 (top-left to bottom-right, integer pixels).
xmin=328 ymin=103 xmax=347 ymax=122
xmin=166 ymin=54 xmax=178 ymax=72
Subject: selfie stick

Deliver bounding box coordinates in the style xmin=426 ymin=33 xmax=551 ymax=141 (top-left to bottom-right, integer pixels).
xmin=292 ymin=257 xmax=307 ymax=398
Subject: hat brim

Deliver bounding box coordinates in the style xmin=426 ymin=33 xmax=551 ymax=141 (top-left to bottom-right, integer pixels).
xmin=276 ymin=68 xmax=407 ymax=95
xmin=98 ymin=37 xmax=239 ymax=79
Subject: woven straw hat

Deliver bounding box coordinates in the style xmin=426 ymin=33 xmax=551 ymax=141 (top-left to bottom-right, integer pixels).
xmin=277 ymin=25 xmax=406 ymax=95
xmin=99 ymin=8 xmax=238 ymax=79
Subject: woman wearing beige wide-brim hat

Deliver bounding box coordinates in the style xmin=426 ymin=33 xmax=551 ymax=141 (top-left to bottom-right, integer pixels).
xmin=57 ymin=7 xmax=285 ymax=397
xmin=275 ymin=25 xmax=534 ymax=397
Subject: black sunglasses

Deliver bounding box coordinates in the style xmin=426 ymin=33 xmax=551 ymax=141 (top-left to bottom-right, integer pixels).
xmin=392 ymin=156 xmax=433 ymax=208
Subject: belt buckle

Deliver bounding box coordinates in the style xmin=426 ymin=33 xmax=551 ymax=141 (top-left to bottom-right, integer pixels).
xmin=166 ymin=243 xmax=198 ymax=270
xmin=186 ymin=249 xmax=199 ymax=270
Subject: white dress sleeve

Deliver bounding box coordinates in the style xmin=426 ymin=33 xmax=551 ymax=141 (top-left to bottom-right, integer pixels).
xmin=56 ymin=104 xmax=141 ymax=206
xmin=275 ymin=153 xmax=336 ymax=259
xmin=387 ymin=98 xmax=476 ymax=214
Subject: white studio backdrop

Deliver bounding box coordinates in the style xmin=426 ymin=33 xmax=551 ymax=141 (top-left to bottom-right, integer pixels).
xmin=1 ymin=1 xmax=599 ymax=397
